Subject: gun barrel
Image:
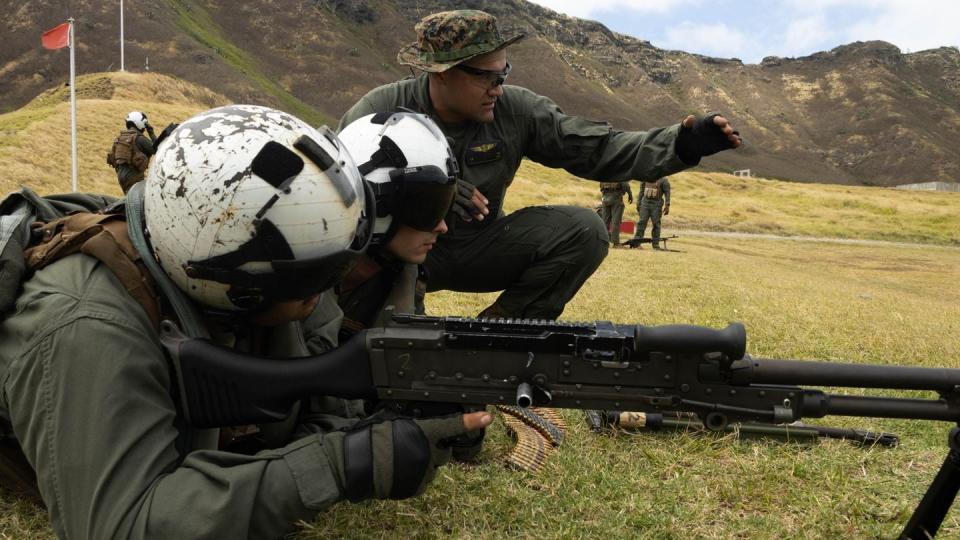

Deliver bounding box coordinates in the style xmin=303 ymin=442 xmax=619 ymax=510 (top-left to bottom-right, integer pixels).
xmin=740 ymin=358 xmax=960 ymax=391
xmin=801 ymin=393 xmax=959 ymax=421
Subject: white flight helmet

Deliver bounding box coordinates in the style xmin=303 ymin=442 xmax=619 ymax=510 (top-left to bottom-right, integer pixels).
xmin=337 ymin=111 xmax=458 ymax=244
xmin=126 ymin=111 xmax=148 ymax=130
xmin=145 ymin=104 xmax=373 ymax=311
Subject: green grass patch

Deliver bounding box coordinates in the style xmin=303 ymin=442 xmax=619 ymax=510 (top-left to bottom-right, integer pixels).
xmin=167 ymin=0 xmax=333 ymax=127
xmin=0 ymin=106 xmax=58 ymax=144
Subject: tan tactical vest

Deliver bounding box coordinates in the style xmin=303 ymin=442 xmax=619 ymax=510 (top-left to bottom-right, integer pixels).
xmin=25 ymin=213 xmax=161 ymax=327
xmin=106 ymin=129 xmax=149 ymax=172
xmin=643 ymin=179 xmax=663 ymax=199
xmin=599 ymin=182 xmax=622 ymax=191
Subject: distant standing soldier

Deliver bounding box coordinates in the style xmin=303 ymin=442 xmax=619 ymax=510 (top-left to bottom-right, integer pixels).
xmin=106 ymin=111 xmax=155 ymax=193
xmin=634 ymin=176 xmax=671 ymax=249
xmin=599 ymin=182 xmax=632 ymax=246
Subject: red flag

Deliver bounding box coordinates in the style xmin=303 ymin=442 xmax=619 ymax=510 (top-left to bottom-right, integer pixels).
xmin=42 ymin=22 xmax=70 ymax=50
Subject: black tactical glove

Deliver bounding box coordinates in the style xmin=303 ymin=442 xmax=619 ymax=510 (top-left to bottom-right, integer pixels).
xmin=675 ymin=113 xmax=739 ymax=164
xmin=154 ymin=123 xmax=179 ymax=149
xmin=337 ymin=414 xmax=469 ymax=502
xmin=451 ymin=178 xmax=482 ymax=222
xmin=451 ymin=428 xmax=486 ymax=462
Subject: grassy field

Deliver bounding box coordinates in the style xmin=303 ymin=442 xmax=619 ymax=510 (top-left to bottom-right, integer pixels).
xmin=2 ymin=73 xmax=960 ymax=538
xmin=301 ymin=237 xmax=960 ymax=539
xmin=509 ymin=161 xmax=960 ymax=246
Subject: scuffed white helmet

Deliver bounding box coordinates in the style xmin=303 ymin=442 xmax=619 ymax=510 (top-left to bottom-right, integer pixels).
xmin=145 ymin=104 xmax=373 ymax=311
xmin=338 ymin=111 xmax=458 ymax=243
xmin=126 ymin=111 xmax=148 ymax=130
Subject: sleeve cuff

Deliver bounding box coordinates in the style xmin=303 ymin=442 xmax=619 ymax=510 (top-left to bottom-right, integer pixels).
xmin=282 ymin=434 xmax=343 ymax=510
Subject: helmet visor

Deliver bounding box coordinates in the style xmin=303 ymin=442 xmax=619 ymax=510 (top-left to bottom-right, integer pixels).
xmin=387 ymin=164 xmax=456 ymax=232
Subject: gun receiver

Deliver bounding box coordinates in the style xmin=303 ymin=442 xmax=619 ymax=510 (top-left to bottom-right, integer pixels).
xmin=367 ymin=314 xmax=960 ymax=429
xmin=161 ymin=314 xmax=960 ymax=429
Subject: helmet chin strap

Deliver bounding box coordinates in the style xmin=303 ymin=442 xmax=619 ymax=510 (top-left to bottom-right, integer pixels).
xmin=374 ymin=215 xmax=402 ymax=248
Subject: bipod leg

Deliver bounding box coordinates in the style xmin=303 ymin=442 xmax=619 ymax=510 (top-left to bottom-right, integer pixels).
xmin=900 ymin=426 xmax=960 ymax=539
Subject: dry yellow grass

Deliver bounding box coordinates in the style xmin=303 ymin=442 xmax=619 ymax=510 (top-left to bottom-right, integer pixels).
xmin=0 ymin=72 xmax=229 ymax=197
xmin=509 ymin=161 xmax=960 ymax=245
xmin=2 ymin=73 xmax=960 ymax=538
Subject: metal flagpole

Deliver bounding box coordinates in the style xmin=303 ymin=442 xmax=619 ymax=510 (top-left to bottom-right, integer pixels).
xmin=69 ymin=17 xmax=78 ymax=192
xmin=120 ymin=0 xmax=125 ymax=71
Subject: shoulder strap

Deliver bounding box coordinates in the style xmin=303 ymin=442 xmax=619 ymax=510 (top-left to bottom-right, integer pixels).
xmin=1 ymin=188 xmax=118 ymax=315
xmin=25 ymin=213 xmax=162 ymax=329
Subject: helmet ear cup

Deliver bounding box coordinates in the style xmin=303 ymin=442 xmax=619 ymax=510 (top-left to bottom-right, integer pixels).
xmin=144 ymin=105 xmax=369 ymax=311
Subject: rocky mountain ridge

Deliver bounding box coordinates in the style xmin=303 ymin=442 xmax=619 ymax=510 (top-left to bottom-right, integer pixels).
xmin=2 ymin=0 xmax=958 ymax=186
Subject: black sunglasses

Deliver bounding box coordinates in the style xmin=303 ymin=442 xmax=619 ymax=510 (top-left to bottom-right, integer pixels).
xmin=454 ymin=62 xmax=512 ymax=90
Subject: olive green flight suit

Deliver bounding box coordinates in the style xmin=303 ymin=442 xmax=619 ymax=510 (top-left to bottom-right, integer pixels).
xmin=599 ymin=182 xmax=632 ymax=245
xmin=339 ymin=74 xmax=693 ymax=319
xmin=0 ymin=253 xmax=370 ymax=539
xmin=635 ymin=177 xmax=671 ymax=246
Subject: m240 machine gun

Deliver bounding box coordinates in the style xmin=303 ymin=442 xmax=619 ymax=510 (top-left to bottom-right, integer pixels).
xmin=623 ymin=234 xmax=678 ymax=250
xmin=161 ymin=314 xmax=960 ymax=539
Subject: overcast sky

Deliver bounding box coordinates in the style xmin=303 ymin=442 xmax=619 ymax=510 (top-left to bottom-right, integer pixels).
xmin=527 ymin=0 xmax=960 ymax=64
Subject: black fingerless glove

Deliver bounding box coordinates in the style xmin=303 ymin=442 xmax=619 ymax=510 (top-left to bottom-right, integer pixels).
xmin=154 ymin=123 xmax=180 ymax=149
xmin=341 ymin=415 xmax=466 ymax=502
xmin=451 ymin=179 xmax=480 ymax=222
xmin=675 ymin=114 xmax=738 ymax=165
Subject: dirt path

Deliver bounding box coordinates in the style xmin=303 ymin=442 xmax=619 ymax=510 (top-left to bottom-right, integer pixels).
xmin=674 ymin=230 xmax=960 ymax=250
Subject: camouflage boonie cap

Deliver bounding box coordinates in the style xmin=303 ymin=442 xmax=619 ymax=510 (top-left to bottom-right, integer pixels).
xmin=397 ymin=10 xmax=526 ymax=73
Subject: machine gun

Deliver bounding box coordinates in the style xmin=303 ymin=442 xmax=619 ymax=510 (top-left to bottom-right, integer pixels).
xmin=160 ymin=314 xmax=960 ymax=539
xmin=623 ymin=234 xmax=678 ymax=250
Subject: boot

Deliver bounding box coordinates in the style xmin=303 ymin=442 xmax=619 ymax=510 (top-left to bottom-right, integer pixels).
xmin=477 ymin=302 xmax=511 ymax=320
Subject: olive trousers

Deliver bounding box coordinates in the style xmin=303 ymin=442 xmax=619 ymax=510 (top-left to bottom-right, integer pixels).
xmin=424 ymin=205 xmax=609 ymax=319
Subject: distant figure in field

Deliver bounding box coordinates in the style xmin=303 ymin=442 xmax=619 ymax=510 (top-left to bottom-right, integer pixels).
xmin=106 ymin=111 xmax=155 ymax=194
xmin=634 ymin=176 xmax=671 ymax=250
xmin=599 ymin=182 xmax=632 ymax=247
